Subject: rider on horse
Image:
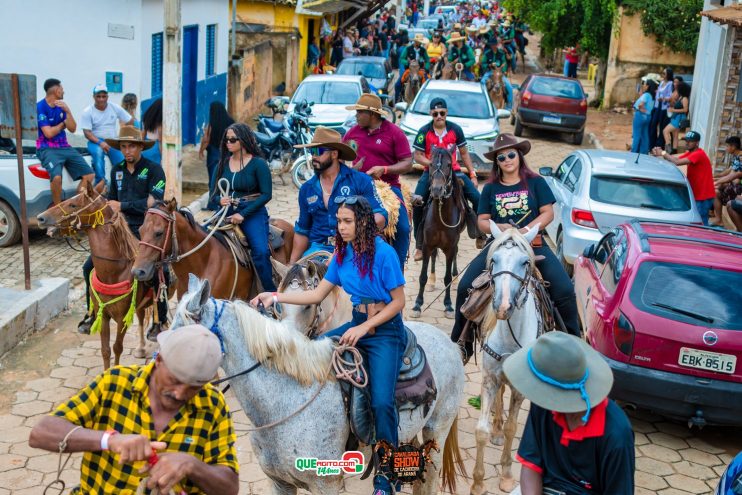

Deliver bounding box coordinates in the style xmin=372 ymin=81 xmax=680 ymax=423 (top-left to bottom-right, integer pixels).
xmin=480 ymin=38 xmax=514 ymax=110
xmin=343 ymin=93 xmax=413 ymax=267
xmin=254 ymin=196 xmax=407 ymax=495
xmin=78 ymin=126 xmax=170 ymax=338
xmin=450 ymin=134 xmax=581 ymax=362
xmin=290 ymin=127 xmax=387 ymax=262
xmin=446 ymin=33 xmax=477 ymax=81
xmin=212 ymin=122 xmax=277 ymax=292
xmin=395 ymin=34 xmax=430 ymax=103
xmin=499 ymin=19 xmax=518 ymax=72
xmin=411 ymin=98 xmax=485 ymax=262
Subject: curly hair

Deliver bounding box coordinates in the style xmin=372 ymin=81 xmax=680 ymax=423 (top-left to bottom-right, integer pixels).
xmin=334 ymin=196 xmax=377 ymax=279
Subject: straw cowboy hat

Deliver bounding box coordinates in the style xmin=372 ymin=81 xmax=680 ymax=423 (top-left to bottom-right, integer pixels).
xmin=105 ymin=125 xmax=155 ymax=150
xmin=345 ymin=93 xmax=389 ymax=118
xmin=484 ymin=133 xmax=532 ymax=161
xmin=465 ymin=25 xmax=479 ymax=35
xmin=479 ymin=25 xmax=491 ymax=35
xmin=453 ymin=22 xmax=462 ymax=30
xmin=294 ymin=126 xmax=357 ymax=161
xmin=503 ymin=332 xmax=614 ymax=415
xmin=447 ymin=33 xmax=467 ymax=43
xmin=413 ymin=33 xmax=429 ymax=44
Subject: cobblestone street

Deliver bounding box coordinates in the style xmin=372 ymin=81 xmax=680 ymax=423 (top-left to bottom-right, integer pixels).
xmin=1 ymin=122 xmax=740 ymax=493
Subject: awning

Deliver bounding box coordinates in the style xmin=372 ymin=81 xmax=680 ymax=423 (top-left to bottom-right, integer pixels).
xmin=300 ymin=0 xmax=362 ymax=14
xmin=701 ymin=5 xmax=742 ymax=27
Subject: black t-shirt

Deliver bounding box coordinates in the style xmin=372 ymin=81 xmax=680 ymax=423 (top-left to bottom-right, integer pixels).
xmin=108 ymin=157 xmax=165 ymax=230
xmin=478 ymin=176 xmax=555 ymax=229
xmin=517 ymin=400 xmax=635 ymax=494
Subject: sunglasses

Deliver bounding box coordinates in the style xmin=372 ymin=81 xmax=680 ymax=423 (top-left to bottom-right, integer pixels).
xmin=311 ymin=147 xmax=333 ymax=156
xmin=224 ymin=137 xmax=239 ymax=144
xmin=432 ymin=111 xmax=447 ymax=118
xmin=497 ymin=151 xmax=518 ymax=162
xmin=334 ymin=195 xmax=360 ymax=205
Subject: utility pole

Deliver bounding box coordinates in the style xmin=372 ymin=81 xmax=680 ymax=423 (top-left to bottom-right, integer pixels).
xmin=423 ymin=0 xmax=430 ymax=18
xmin=163 ymin=0 xmax=182 ymax=202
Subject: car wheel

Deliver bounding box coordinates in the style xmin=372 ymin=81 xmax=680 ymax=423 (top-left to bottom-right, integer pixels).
xmin=572 ymin=129 xmax=584 ymax=145
xmin=556 ymin=230 xmax=573 ymax=278
xmin=510 ymin=113 xmax=515 ymax=125
xmin=514 ymin=117 xmax=523 ymax=137
xmin=291 ymin=156 xmax=313 ymax=189
xmin=0 ymin=200 xmax=21 ymax=248
xmin=383 ymin=105 xmax=396 ymax=124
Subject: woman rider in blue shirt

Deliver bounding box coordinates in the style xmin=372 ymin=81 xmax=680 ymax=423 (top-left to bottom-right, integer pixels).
xmin=213 ymin=123 xmax=277 ymax=292
xmin=253 ymin=196 xmax=406 ymax=495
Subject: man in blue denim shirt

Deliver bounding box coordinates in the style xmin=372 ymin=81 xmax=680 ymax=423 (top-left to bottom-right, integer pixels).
xmin=291 ymin=127 xmax=387 ymax=262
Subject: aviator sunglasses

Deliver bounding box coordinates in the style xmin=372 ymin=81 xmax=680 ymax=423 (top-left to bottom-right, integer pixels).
xmin=432 ymin=111 xmax=447 ymax=118
xmin=334 ymin=195 xmax=361 ymax=205
xmin=497 ymin=151 xmax=518 ymax=163
xmin=311 ymin=147 xmax=333 ymax=156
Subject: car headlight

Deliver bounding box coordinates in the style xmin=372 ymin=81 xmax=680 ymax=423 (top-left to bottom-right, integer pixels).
xmin=471 ymin=130 xmax=499 ymax=140
xmin=343 ymin=114 xmax=356 ymax=128
xmin=400 ymin=123 xmax=417 ymax=135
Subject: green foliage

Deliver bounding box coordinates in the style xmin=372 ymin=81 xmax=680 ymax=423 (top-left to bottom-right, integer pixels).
xmin=622 ymin=0 xmax=703 ymax=54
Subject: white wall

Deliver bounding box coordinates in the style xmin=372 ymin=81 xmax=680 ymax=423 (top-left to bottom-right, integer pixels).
xmin=0 ymin=0 xmax=143 ymax=143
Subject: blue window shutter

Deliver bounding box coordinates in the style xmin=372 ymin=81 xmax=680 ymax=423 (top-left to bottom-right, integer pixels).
xmin=206 ymin=24 xmax=216 ymax=77
xmin=152 ymin=32 xmax=163 ymax=95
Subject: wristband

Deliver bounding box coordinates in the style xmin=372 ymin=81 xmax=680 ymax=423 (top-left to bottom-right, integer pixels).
xmin=272 ymin=292 xmax=279 ymax=305
xmin=100 ymin=429 xmax=118 ymax=450
xmin=661 ymin=150 xmax=667 ymax=157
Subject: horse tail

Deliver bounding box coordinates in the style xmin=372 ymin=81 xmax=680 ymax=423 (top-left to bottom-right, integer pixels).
xmin=440 ymin=414 xmax=467 ymax=493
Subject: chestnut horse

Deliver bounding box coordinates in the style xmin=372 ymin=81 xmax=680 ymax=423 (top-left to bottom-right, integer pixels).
xmin=131 ymin=198 xmax=293 ymax=301
xmin=486 ymin=67 xmax=506 ymax=110
xmin=36 ymin=181 xmax=156 ymax=368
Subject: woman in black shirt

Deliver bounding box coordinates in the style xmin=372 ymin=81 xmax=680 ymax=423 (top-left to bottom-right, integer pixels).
xmin=451 ymin=133 xmax=580 ymax=361
xmin=212 ymin=123 xmax=277 ymax=292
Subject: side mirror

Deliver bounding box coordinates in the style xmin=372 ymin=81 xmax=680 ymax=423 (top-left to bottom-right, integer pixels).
xmin=538 ymin=166 xmax=553 ymax=177
xmin=395 ymin=101 xmax=408 ymax=112
xmin=496 ymin=109 xmax=511 ymax=120
xmin=388 ymin=72 xmax=394 ymax=79
xmin=582 ymin=244 xmax=596 ymax=259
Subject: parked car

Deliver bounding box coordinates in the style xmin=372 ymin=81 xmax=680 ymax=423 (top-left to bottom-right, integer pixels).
xmin=336 ymin=56 xmax=394 ymax=95
xmin=0 ymin=138 xmax=88 ymax=247
xmin=512 ymin=74 xmax=588 ymax=144
xmin=417 ymin=18 xmax=442 ymax=34
xmin=574 ymin=220 xmax=742 ymax=426
xmin=539 ymin=150 xmax=701 ymax=275
xmin=395 ymin=79 xmax=510 ymax=175
xmin=288 ymin=75 xmax=371 ymax=135
xmin=434 ymin=5 xmax=457 ymax=17
xmin=424 ymin=14 xmax=450 ymax=30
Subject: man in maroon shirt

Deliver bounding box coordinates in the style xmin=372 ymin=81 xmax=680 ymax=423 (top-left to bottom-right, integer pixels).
xmin=652 ymin=130 xmax=716 ymax=225
xmin=344 ymin=93 xmax=413 ymax=267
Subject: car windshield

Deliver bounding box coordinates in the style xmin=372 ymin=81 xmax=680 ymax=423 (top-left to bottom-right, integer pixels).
xmin=630 ymin=261 xmax=742 ymax=330
xmin=530 ymin=78 xmax=584 ymax=99
xmin=419 ymin=20 xmax=439 ymax=29
xmin=411 ymin=89 xmax=492 ymax=119
xmin=337 ymin=61 xmax=386 ymax=80
xmin=590 ymin=176 xmax=691 ymax=211
xmin=292 ymin=81 xmax=361 ymax=105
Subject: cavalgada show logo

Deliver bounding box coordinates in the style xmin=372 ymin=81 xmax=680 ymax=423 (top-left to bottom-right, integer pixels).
xmin=295 ymin=451 xmax=365 ymax=476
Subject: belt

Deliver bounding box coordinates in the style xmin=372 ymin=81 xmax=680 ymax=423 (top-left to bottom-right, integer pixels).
xmin=353 ymin=301 xmax=386 ymax=314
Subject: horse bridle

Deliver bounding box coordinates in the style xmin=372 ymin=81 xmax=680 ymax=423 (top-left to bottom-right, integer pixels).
xmin=139 ymin=206 xmax=179 ymax=267
xmin=283 ymin=275 xmax=340 ymax=338
xmin=489 ymin=239 xmax=534 ymax=311
xmin=429 ymin=150 xmax=454 ymax=200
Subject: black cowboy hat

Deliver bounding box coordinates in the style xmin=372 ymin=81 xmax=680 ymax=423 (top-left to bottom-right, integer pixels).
xmin=484 ymin=133 xmax=531 ymax=161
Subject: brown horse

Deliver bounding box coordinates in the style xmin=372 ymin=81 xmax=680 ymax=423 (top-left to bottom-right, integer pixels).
xmin=441 ymin=59 xmax=458 ymax=80
xmin=36 ymin=182 xmax=155 ymax=368
xmin=411 ymin=146 xmax=466 ymax=319
xmin=486 ymin=67 xmax=506 ymax=110
xmin=404 ymin=60 xmax=423 ymax=105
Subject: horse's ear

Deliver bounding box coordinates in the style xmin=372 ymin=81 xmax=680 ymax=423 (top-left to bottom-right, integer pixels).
xmin=523 ymin=223 xmax=541 ymax=244
xmin=166 ymin=197 xmax=177 ymax=212
xmin=93 ymin=180 xmax=106 ymax=196
xmin=186 ymin=274 xmax=211 ymax=314
xmin=306 ymin=261 xmax=316 ymax=278
xmin=490 ymin=219 xmax=505 ymax=241
xmin=271 ymin=258 xmax=289 ymax=281
xmin=85 ymin=180 xmax=97 ymax=197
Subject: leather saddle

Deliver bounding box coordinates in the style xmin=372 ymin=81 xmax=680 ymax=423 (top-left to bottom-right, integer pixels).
xmin=337 ymin=327 xmax=437 ymax=446
xmin=207 ymin=220 xmax=285 ymax=269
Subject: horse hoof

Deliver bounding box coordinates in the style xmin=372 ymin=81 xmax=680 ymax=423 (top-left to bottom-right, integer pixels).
xmin=410 ymin=309 xmax=421 ymax=319
xmin=499 ymin=477 xmax=517 ymax=493
xmin=470 ymin=484 xmax=487 ymax=495
xmin=490 ymin=434 xmax=504 ymax=446
xmin=133 ymin=348 xmax=147 ymax=359
xmin=425 ymin=283 xmax=436 ymax=292
xmin=445 ymin=309 xmax=455 ymax=319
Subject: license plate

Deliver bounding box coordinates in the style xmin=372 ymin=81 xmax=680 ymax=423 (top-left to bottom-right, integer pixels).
xmin=543 ymin=115 xmax=562 ymax=124
xmin=678 ymin=347 xmax=736 ymax=374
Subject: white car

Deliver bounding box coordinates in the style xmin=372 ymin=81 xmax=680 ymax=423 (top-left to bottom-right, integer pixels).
xmin=395 ymin=80 xmax=510 ymax=174
xmin=288 ymin=75 xmax=371 ymax=135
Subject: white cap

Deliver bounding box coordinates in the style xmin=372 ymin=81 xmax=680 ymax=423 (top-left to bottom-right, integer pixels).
xmin=93 ymin=84 xmax=108 ymax=94
xmin=157 ymin=324 xmax=223 ymax=386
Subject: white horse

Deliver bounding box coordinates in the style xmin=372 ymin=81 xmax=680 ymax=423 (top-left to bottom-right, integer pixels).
xmin=471 ymin=221 xmax=542 ymax=495
xmin=173 ymin=274 xmax=466 ymax=495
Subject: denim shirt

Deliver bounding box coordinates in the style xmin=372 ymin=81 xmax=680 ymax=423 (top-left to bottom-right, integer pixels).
xmin=295 ymin=165 xmax=387 ymax=245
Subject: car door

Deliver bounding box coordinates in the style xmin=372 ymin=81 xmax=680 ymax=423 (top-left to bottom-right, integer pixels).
xmin=580 ymin=229 xmax=618 ymax=342
xmin=545 ymin=155 xmax=576 ymax=241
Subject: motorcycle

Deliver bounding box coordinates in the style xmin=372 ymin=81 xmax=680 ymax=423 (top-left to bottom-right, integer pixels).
xmin=256 ymin=96 xmax=289 ymax=135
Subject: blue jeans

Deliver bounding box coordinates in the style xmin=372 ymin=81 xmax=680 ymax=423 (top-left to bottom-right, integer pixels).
xmin=631 ymin=111 xmax=652 ymax=154
xmin=240 ymin=206 xmax=277 ymax=291
xmin=321 ymin=311 xmax=406 ymax=491
xmin=481 ymin=72 xmax=513 ymax=109
xmin=87 ymin=141 xmax=124 ymax=185
xmin=390 ymin=186 xmax=411 ymax=269
xmin=696 ymin=198 xmax=714 ymax=226
xmin=504 ymin=42 xmax=517 ymax=71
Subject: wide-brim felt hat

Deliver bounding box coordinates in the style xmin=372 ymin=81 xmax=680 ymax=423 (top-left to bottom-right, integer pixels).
xmin=345 ymin=93 xmax=389 ymax=118
xmin=294 ymin=126 xmax=357 ymax=161
xmin=503 ymin=332 xmax=614 ymax=413
xmin=484 ymin=133 xmax=531 ymax=161
xmin=105 ymin=125 xmax=155 ymax=150
xmin=447 ymin=33 xmax=467 ymax=43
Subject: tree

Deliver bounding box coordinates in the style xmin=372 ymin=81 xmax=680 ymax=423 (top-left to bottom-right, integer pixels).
xmin=622 ymin=0 xmax=703 ymax=55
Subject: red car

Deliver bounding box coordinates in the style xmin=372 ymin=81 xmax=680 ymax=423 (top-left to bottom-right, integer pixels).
xmin=574 ymin=220 xmax=742 ymax=426
xmin=512 ymin=74 xmax=588 ymax=144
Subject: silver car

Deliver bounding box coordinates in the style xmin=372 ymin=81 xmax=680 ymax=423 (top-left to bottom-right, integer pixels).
xmin=288 ymin=74 xmax=371 ymax=134
xmin=396 ymin=80 xmax=510 ymax=174
xmin=540 ymin=150 xmax=701 ymax=274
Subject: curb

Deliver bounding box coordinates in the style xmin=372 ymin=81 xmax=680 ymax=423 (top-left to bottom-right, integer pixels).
xmin=588 ymin=132 xmax=604 ymax=150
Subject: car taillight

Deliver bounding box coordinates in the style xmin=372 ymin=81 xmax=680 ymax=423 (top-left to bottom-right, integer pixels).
xmin=580 ymin=99 xmax=587 ymax=111
xmin=571 ymin=208 xmax=598 ymax=229
xmin=613 ymin=312 xmax=635 ymax=357
xmin=522 ymin=90 xmax=532 ymax=107
xmin=29 ymin=163 xmax=50 ymax=180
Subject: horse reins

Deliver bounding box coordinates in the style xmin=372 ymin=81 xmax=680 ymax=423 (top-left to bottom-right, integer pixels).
xmin=430 ymin=151 xmax=464 ymax=228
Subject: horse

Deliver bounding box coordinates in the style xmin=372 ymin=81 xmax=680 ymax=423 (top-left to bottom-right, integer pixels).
xmin=486 ymin=67 xmax=506 ymax=110
xmin=36 ymin=181 xmax=155 ymax=368
xmin=274 ymin=258 xmax=352 ymax=338
xmin=173 ymin=274 xmax=467 ymax=495
xmin=411 ymin=146 xmax=466 ymax=319
xmin=441 ymin=60 xmax=457 ymax=80
xmin=405 ymin=60 xmax=423 ymax=105
xmin=470 ymin=222 xmax=543 ymax=495
xmin=430 ymin=58 xmax=444 ymax=80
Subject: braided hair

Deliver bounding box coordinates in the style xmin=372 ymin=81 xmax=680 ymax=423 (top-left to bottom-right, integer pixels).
xmin=210 ymin=123 xmax=264 ymax=201
xmin=334 ymin=196 xmax=377 ymax=279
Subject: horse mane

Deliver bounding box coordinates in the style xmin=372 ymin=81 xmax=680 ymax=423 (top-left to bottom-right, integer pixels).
xmin=278 ymin=260 xmax=328 ymax=292
xmin=109 ymin=212 xmax=139 ymax=261
xmin=232 ymin=300 xmax=335 ymax=386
